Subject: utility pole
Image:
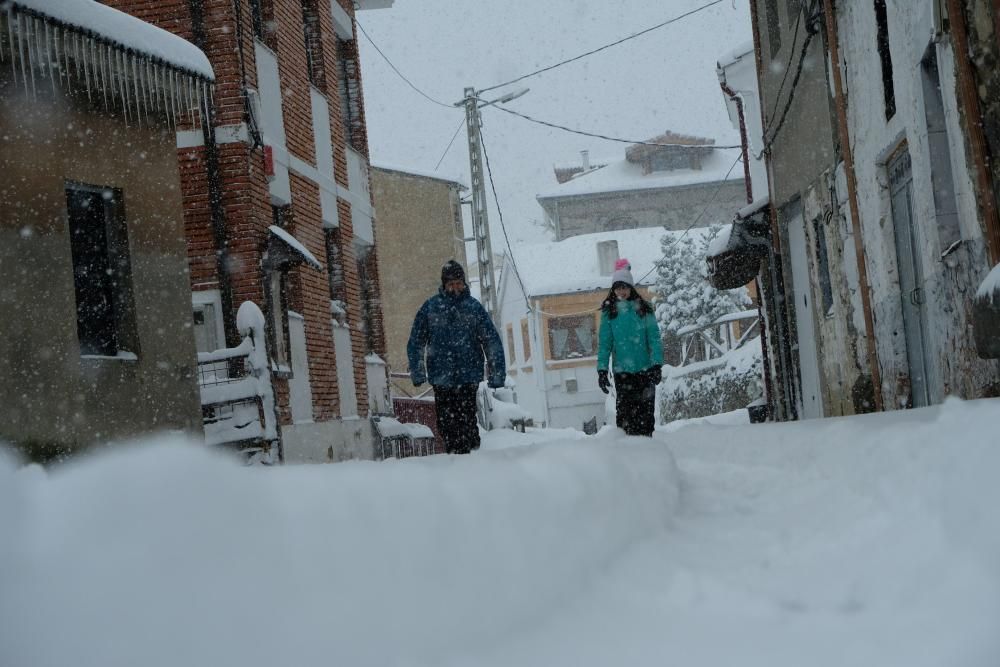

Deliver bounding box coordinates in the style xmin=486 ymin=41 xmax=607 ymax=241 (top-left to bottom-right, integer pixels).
xmin=460 ymin=87 xmax=500 ymax=325
xmin=456 ymin=86 xmax=529 ymax=326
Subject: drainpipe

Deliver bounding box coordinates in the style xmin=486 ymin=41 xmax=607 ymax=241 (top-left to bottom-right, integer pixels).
xmin=748 ymin=0 xmax=798 ymax=420
xmin=821 ymin=0 xmax=884 ymax=411
xmin=946 ymin=0 xmax=1000 ymax=265
xmin=718 ymin=78 xmax=754 ymax=204
xmin=720 ymin=66 xmax=777 ymax=418
xmin=189 ymin=0 xmax=239 ymax=347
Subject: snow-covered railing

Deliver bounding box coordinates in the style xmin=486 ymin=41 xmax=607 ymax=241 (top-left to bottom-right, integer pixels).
xmin=373 ymin=416 xmax=437 ymax=459
xmin=676 ymin=309 xmax=759 ymax=369
xmin=197 ymin=302 xmax=278 ymax=462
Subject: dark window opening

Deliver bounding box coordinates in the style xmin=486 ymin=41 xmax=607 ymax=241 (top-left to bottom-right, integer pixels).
xmin=356 ymin=243 xmax=376 ymax=353
xmin=272 ymin=203 xmax=292 ymax=229
xmin=66 ymin=182 xmax=137 ymax=357
xmin=764 ymin=0 xmax=782 ymax=58
xmin=300 ymin=0 xmax=326 ymax=90
xmin=874 ymin=0 xmax=896 ymax=120
xmin=813 ymin=218 xmax=835 ymax=316
xmin=266 ymin=268 xmax=290 ymax=370
xmin=249 ymin=0 xmax=276 ymax=49
xmin=548 ymin=315 xmax=597 ymax=360
xmin=921 ymin=48 xmax=962 ymax=254
xmin=337 ymin=38 xmax=364 ymax=151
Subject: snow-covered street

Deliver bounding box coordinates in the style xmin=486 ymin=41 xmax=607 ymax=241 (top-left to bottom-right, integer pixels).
xmin=2 ymin=398 xmax=998 ymax=666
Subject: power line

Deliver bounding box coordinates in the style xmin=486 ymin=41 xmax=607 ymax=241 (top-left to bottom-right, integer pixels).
xmin=434 ymin=117 xmax=466 ymax=171
xmin=355 ymin=21 xmax=455 ymax=109
xmin=634 ymin=152 xmax=744 ymax=286
xmin=478 ymin=123 xmax=531 ymax=312
xmin=479 ymin=0 xmax=727 ymax=94
xmin=754 ymin=15 xmax=818 ymax=159
xmin=767 ymin=6 xmax=803 ymax=123
xmin=488 ymin=105 xmax=742 ymax=149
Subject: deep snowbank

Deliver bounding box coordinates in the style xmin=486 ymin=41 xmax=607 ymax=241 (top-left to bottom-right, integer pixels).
xmin=0 ymin=431 xmax=679 ymax=667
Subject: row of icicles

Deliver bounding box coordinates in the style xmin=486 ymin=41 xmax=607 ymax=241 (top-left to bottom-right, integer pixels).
xmin=0 ymin=6 xmax=212 ymax=129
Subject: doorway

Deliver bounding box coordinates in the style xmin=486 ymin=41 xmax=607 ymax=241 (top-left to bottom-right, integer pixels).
xmin=786 ymin=204 xmax=825 ymax=419
xmin=888 ymin=148 xmax=932 ymax=407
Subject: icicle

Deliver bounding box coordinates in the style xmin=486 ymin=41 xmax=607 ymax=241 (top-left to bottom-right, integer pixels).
xmin=98 ymin=40 xmax=108 ymax=111
xmin=24 ymin=16 xmax=36 ymax=98
xmin=104 ymin=42 xmax=114 ymax=113
xmin=7 ymin=9 xmax=18 ymax=88
xmin=143 ymin=59 xmax=152 ymax=122
xmin=43 ymin=21 xmax=56 ymax=96
xmin=81 ymin=35 xmax=92 ymax=103
xmin=16 ymin=14 xmax=29 ymax=96
xmin=0 ymin=10 xmax=6 ymax=66
xmin=152 ymin=63 xmax=161 ymax=119
xmin=117 ymin=48 xmax=129 ymax=125
xmin=131 ymin=54 xmax=143 ymax=127
xmin=168 ymin=68 xmax=177 ymax=129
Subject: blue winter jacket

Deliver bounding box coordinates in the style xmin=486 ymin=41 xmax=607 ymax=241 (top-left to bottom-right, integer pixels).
xmin=597 ymin=299 xmax=664 ymax=373
xmin=407 ymin=286 xmax=506 ymax=388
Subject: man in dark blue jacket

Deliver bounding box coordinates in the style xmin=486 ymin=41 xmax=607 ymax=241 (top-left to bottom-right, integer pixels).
xmin=407 ymin=260 xmax=506 ymax=454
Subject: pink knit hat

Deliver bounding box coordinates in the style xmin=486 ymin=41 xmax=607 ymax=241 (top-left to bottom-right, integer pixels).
xmin=611 ymin=258 xmax=634 ymax=287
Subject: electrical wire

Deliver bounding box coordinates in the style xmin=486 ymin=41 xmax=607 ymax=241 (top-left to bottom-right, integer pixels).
xmin=434 ymin=117 xmax=466 ymax=171
xmin=754 ymin=17 xmax=817 ymax=159
xmin=767 ymin=5 xmax=803 ymax=124
xmin=478 ymin=123 xmax=532 ymax=312
xmin=487 ymin=105 xmax=742 ymax=149
xmin=633 ymin=151 xmax=745 ymax=286
xmin=481 ymin=146 xmax=744 ymax=319
xmin=355 ymin=21 xmax=456 ymax=109
xmin=478 ymin=0 xmax=726 ymax=94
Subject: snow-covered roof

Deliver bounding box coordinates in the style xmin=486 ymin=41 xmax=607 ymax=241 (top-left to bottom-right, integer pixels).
xmin=537 ymin=147 xmax=743 ymax=200
xmin=10 ymin=0 xmax=214 ymax=80
xmin=717 ymin=41 xmax=755 ymax=70
xmin=504 ymin=226 xmax=714 ymax=297
xmin=371 ymin=161 xmax=468 ymax=190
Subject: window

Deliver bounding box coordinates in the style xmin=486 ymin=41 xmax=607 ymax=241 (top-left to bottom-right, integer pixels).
xmin=266 ymin=268 xmax=290 ymax=370
xmin=874 ymin=0 xmax=896 ymax=120
xmin=813 ymin=218 xmax=835 ymax=316
xmin=506 ymin=325 xmax=516 ymax=366
xmin=300 ymin=0 xmax=326 ymax=90
xmin=337 ymin=38 xmax=363 ymax=151
xmin=521 ymin=319 xmax=532 ymax=361
xmin=764 ymin=0 xmax=782 ymax=58
xmin=65 ymin=182 xmax=137 ymax=357
xmin=248 ymin=0 xmax=274 ymax=45
xmin=547 ymin=315 xmax=596 ymax=360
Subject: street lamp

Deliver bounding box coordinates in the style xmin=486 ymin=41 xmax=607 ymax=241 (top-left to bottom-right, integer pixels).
xmin=454 ymin=86 xmax=529 ymax=326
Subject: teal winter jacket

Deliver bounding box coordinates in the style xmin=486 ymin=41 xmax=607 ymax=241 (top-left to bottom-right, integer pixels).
xmin=597 ymin=300 xmax=663 ymax=373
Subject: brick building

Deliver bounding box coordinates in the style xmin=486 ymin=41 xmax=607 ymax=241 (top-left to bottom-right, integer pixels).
xmin=107 ymin=0 xmax=392 ymax=461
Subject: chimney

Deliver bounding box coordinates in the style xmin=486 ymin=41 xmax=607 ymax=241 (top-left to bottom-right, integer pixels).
xmin=581 ymin=150 xmax=590 ymax=171
xmin=597 ymin=240 xmax=619 ymax=276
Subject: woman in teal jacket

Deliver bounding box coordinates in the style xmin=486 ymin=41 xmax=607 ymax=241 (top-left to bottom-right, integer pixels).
xmin=596 ymin=258 xmax=663 ymax=436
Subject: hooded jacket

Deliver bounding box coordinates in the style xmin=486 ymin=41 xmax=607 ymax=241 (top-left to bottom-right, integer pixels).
xmin=597 ymin=299 xmax=663 ymax=374
xmin=407 ymin=285 xmax=506 ymax=388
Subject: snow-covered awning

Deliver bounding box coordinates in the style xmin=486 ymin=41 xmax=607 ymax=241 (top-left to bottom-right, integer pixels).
xmin=1 ymin=1 xmax=214 ymax=128
xmin=265 ymin=226 xmax=323 ymax=271
xmin=706 ymin=205 xmax=771 ymax=291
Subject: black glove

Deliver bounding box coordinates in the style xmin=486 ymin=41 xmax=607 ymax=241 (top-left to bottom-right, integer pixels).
xmin=598 ymin=369 xmax=610 ymax=394
xmin=645 ymin=366 xmax=661 ymax=386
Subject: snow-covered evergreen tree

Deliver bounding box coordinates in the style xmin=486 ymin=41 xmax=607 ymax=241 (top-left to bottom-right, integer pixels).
xmin=652 ymin=225 xmax=751 ymax=338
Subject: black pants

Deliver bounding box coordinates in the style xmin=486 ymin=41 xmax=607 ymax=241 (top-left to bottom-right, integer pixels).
xmin=614 ymin=371 xmax=656 ymax=437
xmin=433 ymin=384 xmax=480 ymax=454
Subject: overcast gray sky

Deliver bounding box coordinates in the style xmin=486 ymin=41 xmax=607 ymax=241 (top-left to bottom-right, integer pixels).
xmin=357 ymin=0 xmax=753 ymax=248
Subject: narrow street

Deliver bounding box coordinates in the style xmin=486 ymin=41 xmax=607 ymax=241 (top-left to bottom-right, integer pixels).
xmin=3 ymin=398 xmax=997 ymax=666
